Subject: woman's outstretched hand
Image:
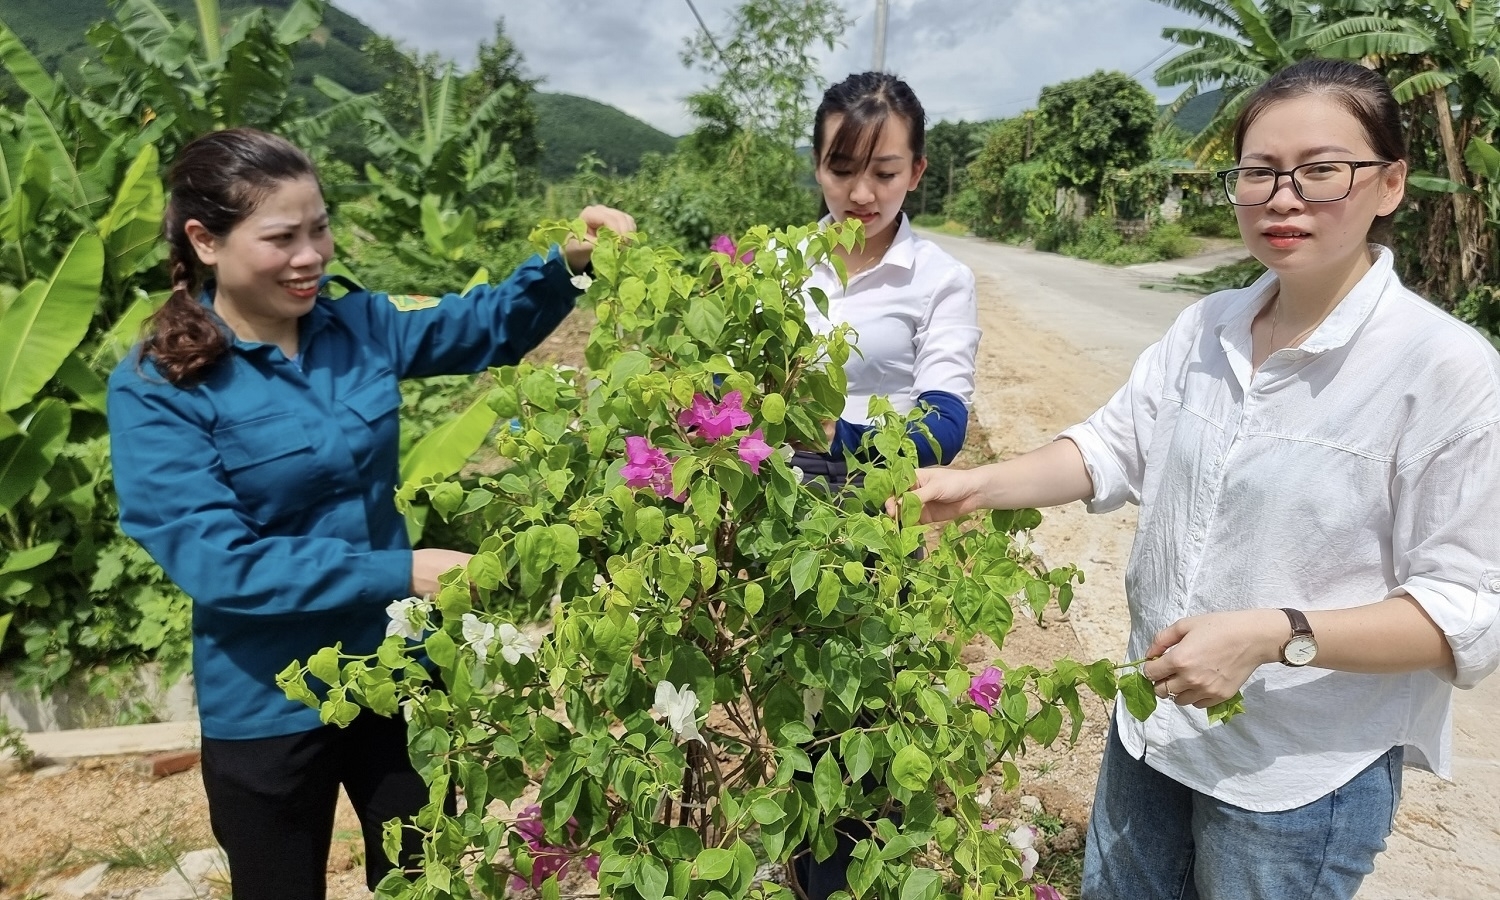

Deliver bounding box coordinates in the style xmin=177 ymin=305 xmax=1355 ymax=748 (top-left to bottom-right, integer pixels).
xmin=564 ymin=205 xmax=636 ymax=273
xmin=887 ymin=466 xmax=989 ymax=524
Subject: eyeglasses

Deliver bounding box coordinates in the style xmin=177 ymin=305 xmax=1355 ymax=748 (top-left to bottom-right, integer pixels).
xmin=1216 ymin=160 xmax=1394 ymax=206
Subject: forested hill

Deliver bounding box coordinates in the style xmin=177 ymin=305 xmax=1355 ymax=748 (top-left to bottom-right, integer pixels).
xmin=534 ymin=93 xmax=679 ymax=179
xmin=0 ymin=0 xmax=389 ymax=96
xmin=0 ymin=0 xmax=678 ymax=180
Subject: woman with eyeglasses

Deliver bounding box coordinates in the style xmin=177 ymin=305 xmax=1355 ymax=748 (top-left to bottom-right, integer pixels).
xmin=898 ymin=58 xmax=1500 ymax=899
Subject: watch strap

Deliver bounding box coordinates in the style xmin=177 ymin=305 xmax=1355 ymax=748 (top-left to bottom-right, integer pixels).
xmin=1281 ymin=607 xmax=1313 ymax=638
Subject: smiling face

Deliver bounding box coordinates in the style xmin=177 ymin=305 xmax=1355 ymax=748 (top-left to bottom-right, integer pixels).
xmin=1233 ymin=93 xmax=1406 ymax=282
xmin=186 ymin=174 xmax=334 ymax=337
xmin=815 ymin=113 xmax=927 ymax=249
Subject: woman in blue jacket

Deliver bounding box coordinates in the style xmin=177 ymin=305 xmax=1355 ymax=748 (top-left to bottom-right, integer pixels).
xmin=107 ymin=127 xmax=633 ymax=900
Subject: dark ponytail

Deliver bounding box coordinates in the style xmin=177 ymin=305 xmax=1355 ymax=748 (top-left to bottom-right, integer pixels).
xmin=143 ymin=128 xmax=319 ymax=385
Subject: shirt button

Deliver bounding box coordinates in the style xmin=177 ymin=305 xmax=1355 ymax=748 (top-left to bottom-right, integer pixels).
xmin=1488 ymin=577 xmax=1500 ymax=593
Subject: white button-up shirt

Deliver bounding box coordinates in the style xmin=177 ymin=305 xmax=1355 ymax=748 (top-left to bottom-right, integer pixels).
xmin=1061 ymin=247 xmax=1500 ymax=811
xmin=802 ymin=216 xmax=981 ymax=424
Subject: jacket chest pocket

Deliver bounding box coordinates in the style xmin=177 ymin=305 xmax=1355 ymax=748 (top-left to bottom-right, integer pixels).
xmin=337 ymin=373 xmax=401 ymax=470
xmin=215 ymin=412 xmax=325 ymax=523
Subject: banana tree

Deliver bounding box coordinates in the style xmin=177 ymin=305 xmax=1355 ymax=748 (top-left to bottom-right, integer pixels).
xmin=1153 ymin=0 xmax=1328 ymax=158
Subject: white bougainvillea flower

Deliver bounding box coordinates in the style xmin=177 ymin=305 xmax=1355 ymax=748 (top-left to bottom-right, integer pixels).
xmin=461 ymin=613 xmax=497 ymax=663
xmin=497 ymin=623 xmax=540 ymax=665
xmin=802 ymin=688 xmax=825 ymax=730
xmin=651 ymin=681 xmax=705 ymax=743
xmin=1006 ymin=824 xmax=1041 ymax=880
xmin=385 ymin=596 xmax=432 ymax=640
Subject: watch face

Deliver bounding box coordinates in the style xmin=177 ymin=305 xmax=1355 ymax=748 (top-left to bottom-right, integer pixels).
xmin=1284 ymin=635 xmax=1318 ymax=666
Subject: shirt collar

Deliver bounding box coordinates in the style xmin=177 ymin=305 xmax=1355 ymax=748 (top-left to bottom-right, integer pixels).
xmin=815 ymin=212 xmax=918 ymax=275
xmin=1216 ymin=245 xmax=1395 ymax=378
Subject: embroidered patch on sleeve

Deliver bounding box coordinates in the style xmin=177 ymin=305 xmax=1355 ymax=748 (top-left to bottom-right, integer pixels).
xmin=386 ymin=293 xmax=442 ymax=312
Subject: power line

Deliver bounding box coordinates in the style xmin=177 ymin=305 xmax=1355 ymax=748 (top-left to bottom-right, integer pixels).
xmin=683 ymin=0 xmax=724 ymax=64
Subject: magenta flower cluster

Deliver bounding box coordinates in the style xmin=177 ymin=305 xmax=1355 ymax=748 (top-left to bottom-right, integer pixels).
xmin=967 ymin=666 xmax=1004 ymax=713
xmin=622 ymin=393 xmax=776 ymax=500
xmin=509 ymin=804 xmax=600 ymax=890
xmin=621 ymin=436 xmax=683 ymax=501
xmin=710 ymin=233 xmax=754 ymax=264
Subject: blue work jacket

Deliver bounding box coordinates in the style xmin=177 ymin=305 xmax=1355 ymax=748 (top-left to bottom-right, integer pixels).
xmin=107 ymin=251 xmax=580 ymax=739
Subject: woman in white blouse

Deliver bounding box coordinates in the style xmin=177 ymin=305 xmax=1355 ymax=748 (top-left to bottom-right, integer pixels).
xmin=790 ymin=72 xmax=981 ymax=900
xmin=797 ymin=71 xmax=981 ymax=478
xmin=904 ymin=59 xmax=1500 ymax=900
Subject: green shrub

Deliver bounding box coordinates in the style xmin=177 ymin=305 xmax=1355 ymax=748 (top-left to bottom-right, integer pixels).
xmin=1177 ymin=194 xmax=1240 ymax=238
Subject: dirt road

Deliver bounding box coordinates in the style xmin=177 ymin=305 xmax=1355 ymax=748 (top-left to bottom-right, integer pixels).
xmin=923 ymin=230 xmax=1500 ymax=900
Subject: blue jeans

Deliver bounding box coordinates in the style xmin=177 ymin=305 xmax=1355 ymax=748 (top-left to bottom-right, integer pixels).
xmin=1082 ymin=724 xmax=1402 ymax=900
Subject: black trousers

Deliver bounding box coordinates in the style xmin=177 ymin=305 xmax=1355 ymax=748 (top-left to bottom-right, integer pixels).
xmin=200 ymin=710 xmax=433 ymax=900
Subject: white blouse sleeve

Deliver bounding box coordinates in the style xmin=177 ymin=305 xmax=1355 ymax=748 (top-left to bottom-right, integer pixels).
xmin=911 ymin=264 xmax=981 ymax=405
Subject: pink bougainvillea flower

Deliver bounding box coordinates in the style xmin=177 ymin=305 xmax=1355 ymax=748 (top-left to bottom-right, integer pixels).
xmin=737 ymin=429 xmax=774 ymax=474
xmin=678 ymin=391 xmax=753 ymax=441
xmin=968 ymin=666 xmax=1004 ymax=713
xmin=1033 ymin=885 xmax=1064 ymax=900
xmin=710 ymin=234 xmax=754 ymax=263
xmin=621 ymin=436 xmax=668 ymax=488
xmin=620 ymin=436 xmax=684 ymax=501
xmin=508 ymin=804 xmax=601 ymax=890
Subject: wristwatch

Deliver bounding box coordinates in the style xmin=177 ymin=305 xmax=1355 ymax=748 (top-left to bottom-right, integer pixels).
xmin=1279 ymin=607 xmax=1318 ymax=667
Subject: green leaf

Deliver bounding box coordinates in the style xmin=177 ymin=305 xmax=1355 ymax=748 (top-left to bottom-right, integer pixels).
xmin=54 ymin=353 xmax=107 ymax=414
xmin=0 ymin=234 xmax=105 ymax=412
xmin=656 ymin=826 xmax=704 ymax=859
xmin=0 ymin=399 xmax=70 ymax=515
xmin=0 ymin=612 xmax=10 ymax=648
xmin=275 ymin=0 xmax=325 ymax=45
xmin=890 ymin=744 xmax=932 ymax=792
xmin=844 ymin=732 xmax=875 ymax=782
xmin=900 ymin=867 xmax=942 ymax=900
xmin=1465 ymin=137 xmax=1500 ymax=183
xmin=813 ymin=749 xmax=845 ymax=813
xmin=308 ymin=646 xmax=341 ymax=687
xmin=96 ymin=143 xmax=165 ymax=278
xmin=816 ymin=569 xmax=841 ymax=617
xmin=684 ymin=292 xmax=726 ymax=344
xmin=1406 ymin=173 xmax=1473 ymax=195
xmin=0 ymin=541 xmax=59 ymax=575
xmin=743 ymin=582 xmax=764 ymax=616
xmin=0 ymin=20 xmax=56 ymax=107
xmin=399 ymin=393 xmax=500 ymax=487
xmin=1207 ymin=691 xmax=1246 ymax=725
xmin=1118 ymin=670 xmax=1158 ymax=722
xmin=761 ymin=392 xmax=787 ymax=424
xmin=750 ymin=796 xmax=786 ymax=825
xmin=693 ymin=847 xmax=735 ymax=881
xmin=635 ymin=505 xmax=665 ymax=544
xmin=790 ymin=550 xmax=819 ymax=598
xmin=425 ymin=629 xmax=457 ymax=669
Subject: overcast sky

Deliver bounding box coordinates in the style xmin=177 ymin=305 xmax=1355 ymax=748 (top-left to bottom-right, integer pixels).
xmin=334 ymin=0 xmax=1204 ymax=136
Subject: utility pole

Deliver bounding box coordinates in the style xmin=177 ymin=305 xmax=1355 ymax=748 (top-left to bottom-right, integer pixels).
xmin=872 ymin=0 xmax=889 ymax=71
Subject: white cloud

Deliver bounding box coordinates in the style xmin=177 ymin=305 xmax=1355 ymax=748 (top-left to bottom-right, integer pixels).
xmin=335 ymin=0 xmax=1202 ymax=136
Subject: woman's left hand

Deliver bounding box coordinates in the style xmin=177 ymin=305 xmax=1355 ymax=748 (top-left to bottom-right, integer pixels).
xmin=1142 ymin=609 xmax=1287 ymax=707
xmin=564 ymin=205 xmax=636 ymax=273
